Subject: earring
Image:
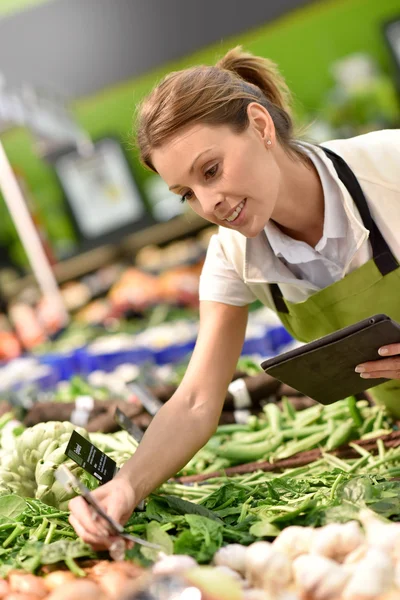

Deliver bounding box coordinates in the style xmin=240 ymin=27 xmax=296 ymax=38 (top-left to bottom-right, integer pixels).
xmin=266 ymin=140 xmax=272 ymax=146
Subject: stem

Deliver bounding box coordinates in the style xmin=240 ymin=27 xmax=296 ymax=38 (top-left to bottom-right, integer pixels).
xmin=64 ymin=557 xmax=86 ymax=577
xmin=348 ymin=454 xmax=370 ymax=474
xmin=44 ymin=522 xmax=57 ymax=545
xmin=330 ymin=473 xmax=344 ymax=500
xmin=2 ymin=524 xmax=25 ymax=548
xmin=31 ymin=517 xmax=49 ymax=541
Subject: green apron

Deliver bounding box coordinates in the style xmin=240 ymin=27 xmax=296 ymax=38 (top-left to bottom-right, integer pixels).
xmin=269 ymin=146 xmax=400 ymax=417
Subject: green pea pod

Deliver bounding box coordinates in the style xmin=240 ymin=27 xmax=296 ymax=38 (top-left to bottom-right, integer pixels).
xmin=325 ymin=420 xmax=355 ymax=451
xmin=216 ymin=433 xmax=284 ymax=463
xmin=274 ymin=429 xmax=329 ymax=460
xmin=360 ymin=414 xmax=376 ymax=436
xmin=264 ymin=403 xmax=282 ymax=433
xmin=347 ymin=396 xmax=363 ymax=428
xmin=282 ymin=396 xmax=297 ymax=422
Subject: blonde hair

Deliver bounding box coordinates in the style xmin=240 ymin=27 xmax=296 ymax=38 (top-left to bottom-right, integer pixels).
xmin=136 ymin=46 xmax=302 ymax=171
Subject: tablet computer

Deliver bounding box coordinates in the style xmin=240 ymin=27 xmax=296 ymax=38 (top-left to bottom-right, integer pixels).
xmin=261 ymin=314 xmax=400 ymax=405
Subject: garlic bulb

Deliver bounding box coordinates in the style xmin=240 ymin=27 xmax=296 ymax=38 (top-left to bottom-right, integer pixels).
xmin=293 ymin=553 xmax=350 ymax=600
xmin=242 ymin=590 xmax=270 ymax=600
xmin=343 ymin=547 xmax=394 ymax=599
xmin=213 ymin=544 xmax=247 ymax=575
xmin=214 ymin=565 xmax=246 ymax=585
xmin=359 ymin=509 xmax=400 ymax=554
xmin=310 ymin=521 xmax=364 ymax=562
xmin=395 ymin=559 xmax=400 ymax=589
xmin=245 ymin=541 xmax=292 ymax=592
xmin=152 ymin=554 xmax=198 ymax=575
xmin=272 ymin=525 xmax=315 ymax=560
xmin=343 ymin=543 xmax=368 ymax=566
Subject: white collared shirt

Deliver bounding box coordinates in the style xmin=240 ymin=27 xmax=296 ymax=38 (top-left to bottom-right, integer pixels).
xmin=264 ymin=146 xmax=351 ymax=290
xmin=199 ymin=130 xmax=400 ymax=308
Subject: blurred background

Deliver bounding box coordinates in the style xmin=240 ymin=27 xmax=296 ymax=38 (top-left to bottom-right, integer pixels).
xmin=0 ymin=0 xmax=399 ymax=398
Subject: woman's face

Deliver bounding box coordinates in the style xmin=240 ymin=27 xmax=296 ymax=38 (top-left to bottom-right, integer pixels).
xmin=151 ymin=110 xmax=282 ymax=239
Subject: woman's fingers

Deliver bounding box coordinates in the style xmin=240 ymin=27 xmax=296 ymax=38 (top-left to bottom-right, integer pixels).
xmin=355 ymin=356 xmax=400 ymax=379
xmin=68 ymin=514 xmax=109 ymax=546
xmin=359 ymin=370 xmax=400 ymax=379
xmin=379 ymin=344 xmax=400 ymax=357
xmin=68 ymin=497 xmax=111 ymax=538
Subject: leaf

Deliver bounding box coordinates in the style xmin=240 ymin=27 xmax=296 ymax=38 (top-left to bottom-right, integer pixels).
xmin=160 ymin=495 xmax=223 ymax=522
xmin=141 ymin=521 xmax=174 ymax=562
xmin=339 ymin=477 xmax=370 ymax=505
xmin=249 ymin=520 xmax=281 ymax=538
xmin=0 ymin=495 xmax=27 ymax=520
xmin=174 ymin=515 xmax=223 ymax=563
xmin=200 ymin=483 xmax=247 ymax=511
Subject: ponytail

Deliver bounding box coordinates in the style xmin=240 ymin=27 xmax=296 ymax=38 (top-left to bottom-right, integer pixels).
xmin=216 ymin=46 xmax=292 ymax=116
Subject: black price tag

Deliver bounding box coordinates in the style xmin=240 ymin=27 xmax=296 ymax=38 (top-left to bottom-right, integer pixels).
xmin=114 ymin=407 xmax=144 ymax=442
xmin=65 ymin=430 xmax=118 ymax=484
xmin=128 ymin=382 xmax=163 ymax=416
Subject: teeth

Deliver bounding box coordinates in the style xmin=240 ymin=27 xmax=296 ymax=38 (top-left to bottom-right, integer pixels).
xmin=225 ymin=200 xmax=245 ymax=223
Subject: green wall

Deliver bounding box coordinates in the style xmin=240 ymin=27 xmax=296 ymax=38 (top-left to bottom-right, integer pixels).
xmin=1 ymin=0 xmax=399 ymax=262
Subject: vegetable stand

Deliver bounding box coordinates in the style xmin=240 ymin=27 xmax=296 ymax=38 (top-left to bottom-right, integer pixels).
xmin=0 ymin=386 xmax=400 ymax=598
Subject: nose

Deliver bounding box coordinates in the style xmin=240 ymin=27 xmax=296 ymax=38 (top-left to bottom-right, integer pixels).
xmin=195 ymin=188 xmax=224 ymax=217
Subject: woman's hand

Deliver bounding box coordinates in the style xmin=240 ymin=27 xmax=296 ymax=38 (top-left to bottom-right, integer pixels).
xmin=355 ymin=344 xmax=400 ymax=380
xmin=68 ymin=476 xmax=136 ymax=549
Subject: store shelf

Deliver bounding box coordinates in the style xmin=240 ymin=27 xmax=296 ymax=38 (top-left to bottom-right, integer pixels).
xmin=2 ymin=212 xmax=209 ymax=299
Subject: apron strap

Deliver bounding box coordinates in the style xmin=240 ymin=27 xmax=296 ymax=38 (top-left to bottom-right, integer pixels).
xmin=321 ymin=146 xmax=399 ymax=275
xmin=269 ymin=145 xmax=399 ymax=315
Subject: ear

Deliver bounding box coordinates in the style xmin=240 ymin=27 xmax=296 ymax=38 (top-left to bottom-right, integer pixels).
xmin=246 ymin=102 xmax=276 ymax=146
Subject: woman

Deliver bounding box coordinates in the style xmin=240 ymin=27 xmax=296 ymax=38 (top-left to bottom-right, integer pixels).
xmin=69 ymin=47 xmax=400 ymax=545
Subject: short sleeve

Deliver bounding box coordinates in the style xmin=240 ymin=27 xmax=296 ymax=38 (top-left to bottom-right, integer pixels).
xmin=199 ymin=234 xmax=257 ymax=306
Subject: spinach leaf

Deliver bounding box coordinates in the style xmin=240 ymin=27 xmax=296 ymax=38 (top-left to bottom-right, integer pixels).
xmin=249 ymin=521 xmax=281 ymax=538
xmin=174 ymin=514 xmax=223 ymax=563
xmin=141 ymin=521 xmax=174 ymax=562
xmin=0 ymin=495 xmax=27 ymax=520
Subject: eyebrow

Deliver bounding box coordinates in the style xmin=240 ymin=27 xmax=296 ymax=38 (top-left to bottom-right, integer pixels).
xmin=169 ymin=148 xmax=213 ymax=191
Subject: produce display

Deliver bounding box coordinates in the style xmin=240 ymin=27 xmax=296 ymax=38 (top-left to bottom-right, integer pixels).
xmin=2 ymin=238 xmax=400 ymax=598
xmin=0 ymin=381 xmax=400 ymax=599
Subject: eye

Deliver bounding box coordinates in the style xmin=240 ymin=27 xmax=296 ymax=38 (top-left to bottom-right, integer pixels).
xmin=204 ymin=164 xmax=218 ymax=180
xmin=180 ymin=190 xmax=194 ymax=203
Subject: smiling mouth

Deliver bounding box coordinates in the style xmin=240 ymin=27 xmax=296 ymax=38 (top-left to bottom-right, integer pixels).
xmin=224 ymin=199 xmax=246 ymax=223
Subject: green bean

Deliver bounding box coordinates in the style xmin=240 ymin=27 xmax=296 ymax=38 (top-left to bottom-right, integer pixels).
xmin=232 ymin=428 xmax=270 ymax=444
xmin=282 ymin=396 xmax=297 ymax=421
xmin=348 ymin=442 xmax=372 ymax=458
xmin=361 ymin=429 xmax=392 ymax=440
xmin=295 ymin=405 xmax=323 ymax=427
xmin=373 ymin=409 xmax=384 ymax=431
xmin=217 ymin=433 xmax=284 ymax=463
xmin=347 ymin=396 xmax=363 ymax=427
xmin=360 ymin=414 xmax=376 ymax=436
xmin=264 ymin=403 xmax=282 ymax=433
xmin=322 ymin=453 xmax=352 ymax=472
xmin=214 ymin=423 xmax=251 ymax=435
xmin=274 ymin=430 xmax=329 ymax=460
xmin=377 ymin=439 xmax=386 ymax=461
xmin=325 ymin=420 xmax=354 ymax=451
xmin=281 ymin=424 xmax=327 ymax=440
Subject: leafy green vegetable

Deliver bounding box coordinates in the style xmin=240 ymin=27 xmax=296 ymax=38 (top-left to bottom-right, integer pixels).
xmin=174 ymin=515 xmax=223 ymax=563
xmin=141 ymin=521 xmax=174 ymax=561
xmin=0 ymin=495 xmax=26 ymax=519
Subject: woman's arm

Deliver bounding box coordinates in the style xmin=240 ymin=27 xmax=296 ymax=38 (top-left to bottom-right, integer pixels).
xmin=69 ymin=301 xmax=249 ymax=544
